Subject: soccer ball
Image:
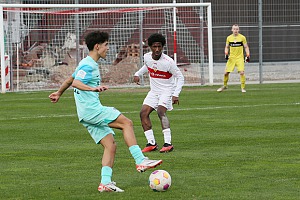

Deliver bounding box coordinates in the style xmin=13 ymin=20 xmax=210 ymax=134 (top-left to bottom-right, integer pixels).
xmin=148 ymin=170 xmax=171 ymax=192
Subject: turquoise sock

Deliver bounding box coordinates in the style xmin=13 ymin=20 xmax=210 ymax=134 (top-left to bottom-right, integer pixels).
xmin=101 ymin=166 xmax=112 ymax=185
xmin=129 ymin=145 xmax=145 ymax=164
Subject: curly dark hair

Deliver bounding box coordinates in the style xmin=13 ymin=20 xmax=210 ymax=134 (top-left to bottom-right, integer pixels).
xmin=85 ymin=31 xmax=109 ymax=51
xmin=147 ymin=33 xmax=166 ymax=47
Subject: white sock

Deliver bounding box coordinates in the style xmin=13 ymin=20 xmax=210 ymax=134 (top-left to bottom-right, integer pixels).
xmin=162 ymin=128 xmax=171 ymax=144
xmin=144 ymin=129 xmax=155 ymax=145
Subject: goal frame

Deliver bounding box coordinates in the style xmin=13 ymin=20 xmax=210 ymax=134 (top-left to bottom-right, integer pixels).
xmin=0 ymin=2 xmax=213 ymax=93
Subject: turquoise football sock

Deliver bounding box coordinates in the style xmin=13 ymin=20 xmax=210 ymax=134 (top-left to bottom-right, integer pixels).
xmin=101 ymin=166 xmax=112 ymax=185
xmin=129 ymin=145 xmax=145 ymax=164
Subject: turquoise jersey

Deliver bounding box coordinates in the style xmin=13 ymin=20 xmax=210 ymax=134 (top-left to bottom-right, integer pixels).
xmin=72 ymin=56 xmax=102 ymax=121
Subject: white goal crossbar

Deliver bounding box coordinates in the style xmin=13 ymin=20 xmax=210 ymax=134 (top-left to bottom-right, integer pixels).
xmin=0 ymin=3 xmax=213 ymax=93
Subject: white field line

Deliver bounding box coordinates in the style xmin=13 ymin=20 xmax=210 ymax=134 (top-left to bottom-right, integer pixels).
xmin=0 ymin=102 xmax=299 ymax=121
xmin=0 ymin=96 xmax=74 ymax=102
xmin=175 ymin=102 xmax=300 ymax=111
xmin=0 ymin=86 xmax=295 ymax=102
xmin=1 ymin=114 xmax=77 ymax=121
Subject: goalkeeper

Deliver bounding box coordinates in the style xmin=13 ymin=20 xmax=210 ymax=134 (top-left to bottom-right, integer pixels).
xmin=217 ymin=24 xmax=250 ymax=93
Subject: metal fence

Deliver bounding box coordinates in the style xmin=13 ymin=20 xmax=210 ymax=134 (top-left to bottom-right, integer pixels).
xmin=0 ymin=0 xmax=299 ymax=92
xmin=15 ymin=0 xmax=300 ymax=62
xmin=1 ymin=2 xmax=214 ymax=91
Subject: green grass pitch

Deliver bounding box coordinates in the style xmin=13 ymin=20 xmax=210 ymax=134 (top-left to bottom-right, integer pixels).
xmin=1 ymin=83 xmax=300 ymax=199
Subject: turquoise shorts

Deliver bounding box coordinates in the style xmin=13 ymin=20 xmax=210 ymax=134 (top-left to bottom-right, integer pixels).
xmin=80 ymin=106 xmax=121 ymax=144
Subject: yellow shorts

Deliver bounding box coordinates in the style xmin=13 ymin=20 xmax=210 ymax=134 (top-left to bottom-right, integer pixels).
xmin=226 ymin=58 xmax=245 ymax=72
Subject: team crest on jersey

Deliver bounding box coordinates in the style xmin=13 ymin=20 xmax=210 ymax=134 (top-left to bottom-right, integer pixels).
xmin=153 ymin=63 xmax=158 ymax=72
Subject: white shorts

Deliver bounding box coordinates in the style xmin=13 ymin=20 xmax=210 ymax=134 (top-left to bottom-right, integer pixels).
xmin=143 ymin=91 xmax=173 ymax=111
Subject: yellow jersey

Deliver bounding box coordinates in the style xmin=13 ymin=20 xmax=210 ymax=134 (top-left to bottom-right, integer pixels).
xmin=226 ymin=33 xmax=247 ymax=59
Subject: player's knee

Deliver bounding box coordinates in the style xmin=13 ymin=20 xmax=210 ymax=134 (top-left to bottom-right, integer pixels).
xmin=116 ymin=115 xmax=134 ymax=131
xmin=140 ymin=110 xmax=149 ymax=119
xmin=239 ymin=71 xmax=245 ymax=75
xmin=157 ymin=112 xmax=167 ymax=121
xmin=124 ymin=117 xmax=133 ymax=128
xmin=105 ymin=140 xmax=117 ymax=154
xmin=157 ymin=110 xmax=164 ymax=117
xmin=110 ymin=142 xmax=117 ymax=154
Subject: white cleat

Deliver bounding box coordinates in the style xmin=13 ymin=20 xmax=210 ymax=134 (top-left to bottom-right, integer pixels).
xmin=98 ymin=181 xmax=124 ymax=192
xmin=217 ymin=86 xmax=228 ymax=92
xmin=136 ymin=157 xmax=163 ymax=173
xmin=241 ymin=88 xmax=246 ymax=93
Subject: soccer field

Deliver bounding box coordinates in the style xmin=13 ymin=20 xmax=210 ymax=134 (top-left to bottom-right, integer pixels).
xmin=1 ymin=83 xmax=299 ymax=200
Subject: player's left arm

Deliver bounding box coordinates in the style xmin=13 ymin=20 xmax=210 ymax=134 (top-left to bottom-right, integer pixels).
xmin=49 ymin=75 xmax=74 ymax=103
xmin=170 ymin=64 xmax=185 ymax=105
xmin=72 ymin=65 xmax=108 ymax=92
xmin=243 ymin=36 xmax=250 ymax=62
xmin=72 ymin=79 xmax=108 ymax=92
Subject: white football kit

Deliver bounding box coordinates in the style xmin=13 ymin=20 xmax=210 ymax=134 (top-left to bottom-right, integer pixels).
xmin=134 ymin=52 xmax=184 ymax=110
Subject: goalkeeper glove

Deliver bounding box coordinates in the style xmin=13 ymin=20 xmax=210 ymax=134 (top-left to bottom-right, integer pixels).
xmin=225 ymin=54 xmax=229 ymax=60
xmin=245 ymin=56 xmax=250 ymax=63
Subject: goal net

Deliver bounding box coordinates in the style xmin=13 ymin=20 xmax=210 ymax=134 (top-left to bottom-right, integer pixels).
xmin=0 ymin=3 xmax=212 ymax=92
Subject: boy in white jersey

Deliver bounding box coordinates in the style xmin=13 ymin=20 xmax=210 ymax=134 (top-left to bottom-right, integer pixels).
xmin=134 ymin=33 xmax=184 ymax=153
xmin=49 ymin=31 xmax=162 ymax=193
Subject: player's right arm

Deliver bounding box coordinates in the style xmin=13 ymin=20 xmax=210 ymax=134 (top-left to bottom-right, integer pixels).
xmin=49 ymin=75 xmax=74 ymax=103
xmin=224 ymin=35 xmax=230 ymax=60
xmin=133 ymin=65 xmax=148 ymax=85
xmin=224 ymin=43 xmax=230 ymax=60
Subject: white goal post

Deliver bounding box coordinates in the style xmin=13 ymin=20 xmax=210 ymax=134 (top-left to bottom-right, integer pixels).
xmin=0 ymin=2 xmax=213 ymax=93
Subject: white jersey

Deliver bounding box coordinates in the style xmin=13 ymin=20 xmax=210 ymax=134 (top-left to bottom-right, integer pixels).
xmin=134 ymin=52 xmax=184 ymax=97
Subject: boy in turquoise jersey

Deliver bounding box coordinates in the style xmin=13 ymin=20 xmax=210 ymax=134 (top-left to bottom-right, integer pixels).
xmin=49 ymin=31 xmax=162 ymax=192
